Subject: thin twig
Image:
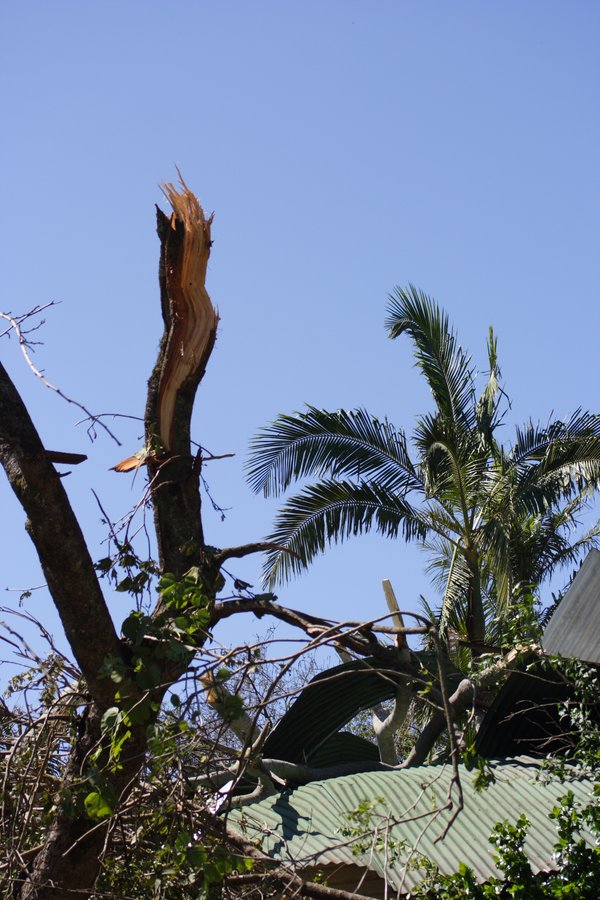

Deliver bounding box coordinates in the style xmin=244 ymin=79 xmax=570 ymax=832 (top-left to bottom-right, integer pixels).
xmin=0 ymin=307 xmax=122 ymax=445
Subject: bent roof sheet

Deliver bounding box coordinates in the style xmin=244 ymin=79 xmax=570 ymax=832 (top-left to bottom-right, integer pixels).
xmin=226 ymin=757 xmax=595 ymax=894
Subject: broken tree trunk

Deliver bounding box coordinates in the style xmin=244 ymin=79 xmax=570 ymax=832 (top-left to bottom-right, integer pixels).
xmin=114 ymin=174 xmax=220 ymax=583
xmin=5 ymin=178 xmax=220 ymax=898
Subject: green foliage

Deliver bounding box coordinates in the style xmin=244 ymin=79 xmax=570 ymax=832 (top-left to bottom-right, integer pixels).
xmin=461 ymin=744 xmax=496 ymax=793
xmin=544 ymin=656 xmax=600 ymax=776
xmin=248 ymin=287 xmax=600 ymax=650
xmin=158 ymin=568 xmax=209 ymax=612
xmin=340 ymin=796 xmax=409 ymax=863
xmin=90 ymin=567 xmax=217 ymax=774
xmin=95 ymin=810 xmax=254 ymax=899
xmin=84 ymin=787 xmax=115 ymax=820
xmin=95 ymin=543 xmax=158 ymax=607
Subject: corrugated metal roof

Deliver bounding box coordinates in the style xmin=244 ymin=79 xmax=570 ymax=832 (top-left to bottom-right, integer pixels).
xmin=543 ymin=549 xmax=600 ymax=664
xmin=226 ymin=757 xmax=595 ymax=895
xmin=262 ymin=652 xmax=461 ymax=765
xmin=307 ymin=731 xmax=380 ymax=767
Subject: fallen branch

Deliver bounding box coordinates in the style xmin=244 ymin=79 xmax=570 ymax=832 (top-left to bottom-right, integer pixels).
xmin=400 ymin=645 xmax=529 ymax=769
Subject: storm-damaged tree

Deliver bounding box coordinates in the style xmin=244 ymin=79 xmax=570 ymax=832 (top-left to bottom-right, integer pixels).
xmin=0 ymin=181 xmax=308 ymax=898
xmin=3 ymin=180 xmax=598 ymax=899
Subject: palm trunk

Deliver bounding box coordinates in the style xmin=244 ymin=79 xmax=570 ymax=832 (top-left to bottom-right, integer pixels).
xmin=465 ymin=551 xmax=486 ymax=657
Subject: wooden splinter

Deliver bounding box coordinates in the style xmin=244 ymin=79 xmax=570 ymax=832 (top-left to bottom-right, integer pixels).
xmin=382 ymin=578 xmax=409 ymax=654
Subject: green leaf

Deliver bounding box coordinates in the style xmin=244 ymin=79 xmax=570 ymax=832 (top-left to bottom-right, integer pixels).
xmin=121 ymin=613 xmax=152 ymax=645
xmin=84 ymin=791 xmax=113 ymax=820
xmin=101 ymin=707 xmax=121 ymax=734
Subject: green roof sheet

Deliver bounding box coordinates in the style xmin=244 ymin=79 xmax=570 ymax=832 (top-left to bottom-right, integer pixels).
xmin=261 ymin=652 xmax=461 ymax=765
xmin=226 ymin=757 xmax=595 ymax=895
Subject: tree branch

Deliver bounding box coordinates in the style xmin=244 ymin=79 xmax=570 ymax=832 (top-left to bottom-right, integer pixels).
xmin=213 ymin=541 xmax=301 ymax=566
xmin=0 ymin=361 xmax=123 ymax=706
xmin=400 ymin=645 xmax=526 ymax=768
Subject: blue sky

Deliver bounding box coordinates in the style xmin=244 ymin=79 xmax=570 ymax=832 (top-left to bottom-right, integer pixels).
xmin=1 ymin=2 xmax=599 ymax=673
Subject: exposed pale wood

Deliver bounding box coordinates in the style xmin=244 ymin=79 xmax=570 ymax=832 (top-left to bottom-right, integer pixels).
xmin=110 ymin=448 xmax=149 ymax=472
xmin=157 ymin=174 xmax=219 ymax=451
xmin=382 ymin=578 xmax=409 ymax=651
xmin=113 ymin=173 xmax=219 ymax=471
xmin=201 ymin=670 xmax=255 ymax=743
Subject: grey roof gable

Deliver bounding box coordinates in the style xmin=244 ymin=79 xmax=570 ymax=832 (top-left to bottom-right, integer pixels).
xmin=543 ymin=548 xmax=600 ymax=665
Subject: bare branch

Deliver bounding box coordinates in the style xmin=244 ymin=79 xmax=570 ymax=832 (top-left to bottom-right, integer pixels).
xmin=400 ymin=645 xmax=528 ymax=769
xmin=214 ymin=541 xmax=302 ymax=565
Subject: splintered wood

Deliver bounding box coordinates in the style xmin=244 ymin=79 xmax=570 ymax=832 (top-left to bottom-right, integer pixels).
xmin=158 ymin=176 xmax=219 ymax=451
xmin=112 ymin=176 xmax=219 ymax=472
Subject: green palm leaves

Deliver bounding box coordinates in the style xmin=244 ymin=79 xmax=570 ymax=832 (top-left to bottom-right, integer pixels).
xmin=386 ymin=285 xmax=476 ymax=430
xmin=247 ymin=286 xmax=600 ymax=649
xmin=247 ymin=407 xmax=428 ymax=584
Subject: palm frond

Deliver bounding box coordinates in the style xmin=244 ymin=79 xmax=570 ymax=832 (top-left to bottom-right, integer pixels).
xmin=510 ymin=410 xmax=600 ymax=471
xmin=415 ymin=412 xmax=488 ymax=514
xmin=419 ymin=533 xmax=471 ymax=636
xmin=438 ymin=547 xmax=472 ymax=636
xmin=247 ymin=406 xmax=422 ymax=497
xmin=504 ymin=411 xmax=600 ymax=520
xmin=261 ymin=479 xmax=430 ymax=585
xmin=385 ymin=285 xmax=476 ymax=429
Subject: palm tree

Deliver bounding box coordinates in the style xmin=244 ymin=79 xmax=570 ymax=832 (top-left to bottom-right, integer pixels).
xmin=247 ymin=287 xmax=600 ymax=654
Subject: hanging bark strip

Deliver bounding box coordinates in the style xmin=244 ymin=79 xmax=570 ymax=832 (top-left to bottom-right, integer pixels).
xmin=113 ymin=174 xmax=219 ymax=471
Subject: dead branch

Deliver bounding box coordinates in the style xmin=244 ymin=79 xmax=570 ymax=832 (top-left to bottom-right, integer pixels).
xmin=141 ymin=176 xmax=221 ymax=577
xmin=114 ymin=171 xmax=219 ymax=474
xmin=45 ymin=451 xmax=87 ymax=465
xmin=157 ymin=173 xmax=219 ymax=451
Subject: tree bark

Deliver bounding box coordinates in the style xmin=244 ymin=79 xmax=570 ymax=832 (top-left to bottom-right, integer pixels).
xmin=465 ymin=549 xmax=486 ymax=657
xmin=0 ymin=363 xmax=124 ymax=707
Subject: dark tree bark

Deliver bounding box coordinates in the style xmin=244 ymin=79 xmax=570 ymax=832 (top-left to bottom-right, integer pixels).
xmin=0 ymin=363 xmax=124 ymax=707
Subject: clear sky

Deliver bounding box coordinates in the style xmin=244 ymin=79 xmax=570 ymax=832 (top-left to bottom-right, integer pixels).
xmin=1 ymin=2 xmax=599 ymax=673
